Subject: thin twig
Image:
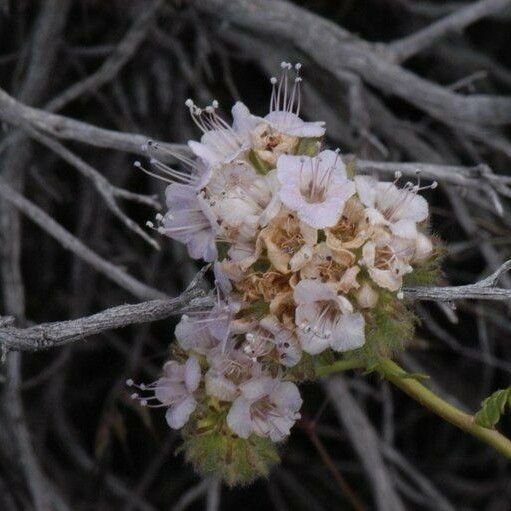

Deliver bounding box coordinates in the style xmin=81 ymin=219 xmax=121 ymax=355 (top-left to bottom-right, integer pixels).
xmin=0 ymin=180 xmax=166 ymax=301
xmin=0 ymin=270 xmax=210 ymax=351
xmin=23 ymin=125 xmax=161 ymax=249
xmin=388 ymin=0 xmax=511 ymax=63
xmin=46 ymin=0 xmax=163 ymax=113
xmin=0 ymin=86 xmax=187 ymax=156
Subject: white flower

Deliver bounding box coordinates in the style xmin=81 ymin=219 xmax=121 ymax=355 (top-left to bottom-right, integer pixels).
xmin=413 ymin=232 xmax=434 ymax=263
xmin=356 ymin=283 xmax=379 ymax=309
xmin=227 ymin=376 xmax=302 ymax=441
xmin=205 ymin=161 xmax=272 ymax=230
xmin=361 ymin=240 xmax=413 ymax=292
xmin=175 ymin=297 xmax=234 ymax=355
xmin=294 ymin=279 xmax=365 ymax=354
xmin=128 ymin=356 xmax=201 ymax=430
xmin=354 ymin=174 xmax=433 ymax=239
xmin=187 ymin=100 xmax=258 ymax=166
xmin=277 ymin=150 xmax=356 ymax=229
xmin=242 ymin=315 xmax=302 ymax=367
xmin=205 ymin=347 xmax=261 ymax=402
xmin=264 ymin=62 xmax=325 ymax=138
xmin=138 ymin=140 xmax=212 ymax=190
xmin=159 ymin=183 xmax=218 ymax=262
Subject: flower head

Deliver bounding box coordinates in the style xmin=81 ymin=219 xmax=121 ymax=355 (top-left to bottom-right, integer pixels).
xmin=294 ymin=279 xmax=365 ymax=354
xmin=264 ymin=62 xmax=325 ymax=138
xmin=277 ymin=150 xmax=355 ymax=229
xmin=187 ymin=100 xmax=258 ymax=166
xmin=157 ymin=183 xmax=218 ymax=262
xmin=205 ymin=346 xmax=261 ymax=402
xmin=227 ymin=376 xmax=302 ymax=441
xmin=128 ymin=355 xmax=201 ymax=429
xmin=361 ymin=239 xmax=413 ymax=292
xmin=355 ymin=173 xmax=435 ymax=239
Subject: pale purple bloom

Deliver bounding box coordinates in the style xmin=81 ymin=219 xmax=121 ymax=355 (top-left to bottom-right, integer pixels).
xmin=128 ymin=356 xmax=201 ymax=430
xmin=361 ymin=239 xmax=413 ymax=292
xmin=187 ymin=101 xmax=259 ymax=166
xmin=258 ymin=315 xmax=302 ymax=367
xmin=354 ymin=174 xmax=433 ymax=239
xmin=264 ymin=62 xmax=325 ymax=138
xmin=205 ymin=347 xmax=262 ymax=402
xmin=138 ymin=140 xmax=212 ymax=190
xmin=294 ymin=279 xmax=365 ymax=354
xmin=159 ymin=183 xmax=218 ymax=262
xmin=205 ymin=161 xmax=278 ymax=232
xmin=227 ymin=376 xmax=302 ymax=441
xmin=277 ymin=150 xmax=356 ymax=229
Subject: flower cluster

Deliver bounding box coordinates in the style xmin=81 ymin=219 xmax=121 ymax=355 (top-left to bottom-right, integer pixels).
xmin=129 ymin=62 xmax=439 ymax=485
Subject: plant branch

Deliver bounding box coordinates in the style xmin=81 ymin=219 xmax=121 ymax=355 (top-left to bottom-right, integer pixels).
xmin=388 ymin=0 xmax=511 ymax=63
xmin=0 ymin=180 xmax=166 ymax=301
xmin=403 ymin=260 xmax=511 ymax=301
xmin=0 ymin=86 xmax=187 ymax=156
xmin=0 ymin=268 xmax=210 ymax=352
xmin=23 ymin=125 xmax=161 ymax=249
xmin=194 ymin=0 xmax=511 ymax=127
xmin=377 ymin=359 xmax=511 ymax=460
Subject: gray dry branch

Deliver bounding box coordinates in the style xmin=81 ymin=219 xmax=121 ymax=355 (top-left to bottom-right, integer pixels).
xmin=1 ymin=262 xmax=511 ymax=353
xmin=193 ymin=0 xmax=511 ymax=128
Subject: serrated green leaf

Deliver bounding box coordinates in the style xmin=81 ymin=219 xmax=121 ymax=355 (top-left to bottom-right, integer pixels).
xmin=475 ymin=386 xmax=511 ymax=429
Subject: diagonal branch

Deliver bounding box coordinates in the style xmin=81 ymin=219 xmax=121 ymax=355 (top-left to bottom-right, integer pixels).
xmin=0 ymin=86 xmax=187 ymax=156
xmin=23 ymin=125 xmax=161 ymax=249
xmin=388 ymin=0 xmax=511 ymax=63
xmin=0 ymin=180 xmax=166 ymax=301
xmin=194 ymin=0 xmax=511 ymax=128
xmin=46 ymin=0 xmax=163 ymax=113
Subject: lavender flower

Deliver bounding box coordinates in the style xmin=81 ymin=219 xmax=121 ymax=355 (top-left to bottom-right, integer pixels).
xmin=128 ymin=356 xmax=201 ymax=430
xmin=159 ymin=183 xmax=218 ymax=262
xmin=277 ymin=150 xmax=355 ymax=229
xmin=294 ymin=279 xmax=365 ymax=354
xmin=227 ymin=376 xmax=302 ymax=442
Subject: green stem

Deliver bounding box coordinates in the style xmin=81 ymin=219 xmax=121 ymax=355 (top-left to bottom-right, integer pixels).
xmin=315 ymin=358 xmax=365 ymax=377
xmin=377 ymin=359 xmax=511 ymax=460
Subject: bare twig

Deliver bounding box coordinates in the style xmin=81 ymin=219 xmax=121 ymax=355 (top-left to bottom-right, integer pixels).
xmin=46 ymin=0 xmax=163 ymax=113
xmin=206 ymin=477 xmax=221 ymax=511
xmin=324 ymin=376 xmax=406 ymax=511
xmin=0 ymin=270 xmax=210 ymax=351
xmin=23 ymin=125 xmax=161 ymax=248
xmin=352 ymin=158 xmax=511 ymax=198
xmin=194 ymin=0 xmax=511 ymax=128
xmin=0 ymin=87 xmax=187 ymax=156
xmin=0 ymin=180 xmax=166 ymax=301
xmin=388 ymin=0 xmax=511 ymax=63
xmin=406 ymin=260 xmax=511 ymax=301
xmin=171 ymin=478 xmax=212 ymax=511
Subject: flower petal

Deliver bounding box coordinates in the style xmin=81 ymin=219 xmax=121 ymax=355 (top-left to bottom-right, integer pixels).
xmin=330 ymin=313 xmax=366 ymax=352
xmin=165 ymin=395 xmax=197 ymax=429
xmin=227 ymin=397 xmax=253 ymax=438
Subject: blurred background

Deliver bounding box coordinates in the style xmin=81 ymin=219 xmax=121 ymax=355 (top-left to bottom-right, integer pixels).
xmin=1 ymin=0 xmax=511 ymax=509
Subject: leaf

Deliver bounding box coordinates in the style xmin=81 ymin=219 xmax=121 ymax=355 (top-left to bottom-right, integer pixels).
xmin=475 ymin=387 xmax=511 ymax=429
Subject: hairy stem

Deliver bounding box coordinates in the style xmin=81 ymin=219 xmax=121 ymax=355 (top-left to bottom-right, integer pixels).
xmin=315 ymin=358 xmax=365 ymax=377
xmin=377 ymin=359 xmax=511 ymax=460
